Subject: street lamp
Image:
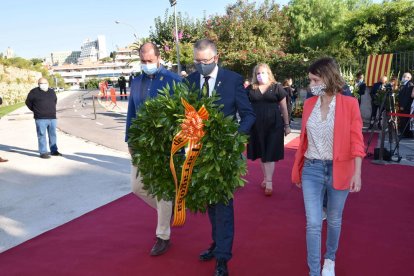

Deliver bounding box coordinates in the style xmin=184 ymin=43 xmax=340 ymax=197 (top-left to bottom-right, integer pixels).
xmin=115 ymin=20 xmax=138 ymax=40
xmin=169 ymin=0 xmax=181 ymax=73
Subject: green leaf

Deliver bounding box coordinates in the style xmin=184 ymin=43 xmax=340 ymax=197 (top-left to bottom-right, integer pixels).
xmin=129 ymin=83 xmax=248 ymax=213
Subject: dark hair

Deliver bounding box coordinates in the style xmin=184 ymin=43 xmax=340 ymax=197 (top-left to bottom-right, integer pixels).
xmin=356 ymin=71 xmax=363 ymax=78
xmin=139 ymin=42 xmax=160 ymax=57
xmin=282 ymin=78 xmax=291 ymax=87
xmin=308 ymin=57 xmax=345 ymax=95
xmin=194 ymin=39 xmax=217 ymax=55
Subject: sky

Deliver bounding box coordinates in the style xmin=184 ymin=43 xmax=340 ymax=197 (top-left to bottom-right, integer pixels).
xmin=0 ymin=0 xmax=281 ymax=59
xmin=1 ymin=0 xmax=381 ymax=60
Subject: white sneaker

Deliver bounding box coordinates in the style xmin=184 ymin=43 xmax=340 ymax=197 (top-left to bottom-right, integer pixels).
xmin=322 ymin=259 xmax=335 ymax=276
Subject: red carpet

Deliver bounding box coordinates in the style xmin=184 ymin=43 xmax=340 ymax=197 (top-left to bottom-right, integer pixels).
xmin=1 ymin=134 xmax=413 ymax=275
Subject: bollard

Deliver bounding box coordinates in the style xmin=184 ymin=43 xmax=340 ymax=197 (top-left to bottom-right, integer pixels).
xmin=92 ymin=95 xmax=97 ymax=120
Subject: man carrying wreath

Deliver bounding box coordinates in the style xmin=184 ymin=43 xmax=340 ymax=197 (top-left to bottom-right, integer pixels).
xmin=186 ymin=39 xmax=256 ymax=276
xmin=125 ymin=42 xmax=181 ymax=256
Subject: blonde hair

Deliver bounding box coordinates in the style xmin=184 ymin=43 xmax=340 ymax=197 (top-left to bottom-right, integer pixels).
xmin=251 ymin=63 xmax=276 ymax=89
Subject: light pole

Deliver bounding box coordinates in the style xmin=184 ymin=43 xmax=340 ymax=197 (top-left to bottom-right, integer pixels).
xmin=169 ymin=0 xmax=181 ymax=73
xmin=115 ymin=20 xmax=138 ymax=40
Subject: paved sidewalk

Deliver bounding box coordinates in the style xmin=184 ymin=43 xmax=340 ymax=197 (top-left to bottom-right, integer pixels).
xmin=0 ymin=97 xmax=131 ymax=253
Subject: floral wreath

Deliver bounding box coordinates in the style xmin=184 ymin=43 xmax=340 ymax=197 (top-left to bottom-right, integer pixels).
xmin=128 ymin=82 xmax=248 ymax=214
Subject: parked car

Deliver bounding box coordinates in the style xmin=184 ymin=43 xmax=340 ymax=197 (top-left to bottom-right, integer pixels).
xmin=53 ymin=87 xmax=64 ymax=92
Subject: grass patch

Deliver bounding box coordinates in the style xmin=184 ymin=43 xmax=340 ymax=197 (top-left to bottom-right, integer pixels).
xmin=0 ymin=102 xmax=25 ymax=117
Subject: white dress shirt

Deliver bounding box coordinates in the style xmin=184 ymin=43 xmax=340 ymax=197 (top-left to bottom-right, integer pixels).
xmin=305 ymin=96 xmax=336 ymax=160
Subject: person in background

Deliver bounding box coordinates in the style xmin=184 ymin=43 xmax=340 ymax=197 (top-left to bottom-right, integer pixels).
xmin=180 ymin=70 xmax=188 ymax=78
xmin=369 ymin=75 xmax=388 ymax=130
xmin=390 ymin=76 xmax=399 ymax=92
xmin=125 ymin=42 xmax=181 ymax=257
xmin=398 ymin=72 xmax=414 ymax=138
xmin=25 ymin=78 xmax=62 ymax=159
xmin=410 ymin=86 xmax=414 ymax=134
xmin=355 ymin=71 xmax=366 ymax=106
xmin=118 ymin=74 xmax=127 ymax=100
xmin=128 ymin=71 xmax=136 ymax=89
xmin=283 ymin=78 xmax=294 ymax=121
xmin=0 ymin=95 xmax=8 ymax=162
xmin=247 ymin=64 xmax=290 ymax=197
xmin=185 ymin=39 xmax=255 ymax=276
xmin=243 ymin=79 xmax=250 ymax=89
xmin=292 ymin=57 xmax=365 ymax=276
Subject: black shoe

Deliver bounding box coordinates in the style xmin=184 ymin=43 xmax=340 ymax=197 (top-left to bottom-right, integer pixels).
xmin=150 ymin=238 xmax=170 ymax=256
xmin=40 ymin=154 xmax=50 ymax=159
xmin=199 ymin=243 xmax=215 ymax=261
xmin=214 ymin=259 xmax=228 ymax=276
xmin=51 ymin=151 xmax=63 ymax=156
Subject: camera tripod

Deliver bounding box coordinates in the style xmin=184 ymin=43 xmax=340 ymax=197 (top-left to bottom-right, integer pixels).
xmin=365 ymin=88 xmax=402 ymax=162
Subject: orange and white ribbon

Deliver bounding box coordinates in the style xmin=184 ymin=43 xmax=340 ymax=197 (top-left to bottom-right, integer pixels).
xmin=170 ymin=98 xmax=209 ymax=226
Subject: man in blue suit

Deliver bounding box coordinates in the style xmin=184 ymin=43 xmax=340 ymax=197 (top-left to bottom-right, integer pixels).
xmin=186 ymin=39 xmax=255 ymax=276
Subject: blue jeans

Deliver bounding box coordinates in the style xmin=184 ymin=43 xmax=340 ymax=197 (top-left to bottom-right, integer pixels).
xmin=35 ymin=119 xmax=58 ymax=155
xmin=302 ymin=159 xmax=349 ymax=276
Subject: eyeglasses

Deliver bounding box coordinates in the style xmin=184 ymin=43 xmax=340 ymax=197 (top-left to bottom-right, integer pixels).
xmin=194 ymin=56 xmax=215 ymax=64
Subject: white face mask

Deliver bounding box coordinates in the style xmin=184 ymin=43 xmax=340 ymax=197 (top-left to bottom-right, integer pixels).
xmin=257 ymin=72 xmax=269 ymax=85
xmin=141 ymin=63 xmax=158 ymax=75
xmin=39 ymin=84 xmax=49 ymax=91
xmin=310 ymin=84 xmax=326 ymax=96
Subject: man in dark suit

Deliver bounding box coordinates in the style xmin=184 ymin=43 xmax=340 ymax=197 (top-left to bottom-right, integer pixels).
xmin=185 ymin=39 xmax=255 ymax=276
xmin=369 ymin=76 xmax=388 ymax=129
xmin=117 ymin=74 xmax=127 ymax=100
xmin=398 ymin=72 xmax=414 ymax=138
xmin=355 ymin=71 xmax=366 ymax=106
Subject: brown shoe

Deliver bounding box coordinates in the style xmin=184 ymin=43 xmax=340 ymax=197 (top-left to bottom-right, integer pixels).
xmin=0 ymin=157 xmax=8 ymax=162
xmin=150 ymin=238 xmax=170 ymax=256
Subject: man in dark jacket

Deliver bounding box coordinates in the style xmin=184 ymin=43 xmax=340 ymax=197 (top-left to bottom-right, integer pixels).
xmin=369 ymin=76 xmax=388 ymax=129
xmin=355 ymin=71 xmax=366 ymax=106
xmin=398 ymin=72 xmax=414 ymax=138
xmin=118 ymin=74 xmax=127 ymax=100
xmin=26 ymin=78 xmax=62 ymax=159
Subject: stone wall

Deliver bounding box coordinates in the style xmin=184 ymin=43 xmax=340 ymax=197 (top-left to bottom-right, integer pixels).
xmin=0 ymin=64 xmax=42 ymax=106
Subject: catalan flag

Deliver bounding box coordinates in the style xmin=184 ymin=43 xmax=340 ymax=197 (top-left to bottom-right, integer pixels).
xmin=365 ymin=54 xmax=393 ymax=86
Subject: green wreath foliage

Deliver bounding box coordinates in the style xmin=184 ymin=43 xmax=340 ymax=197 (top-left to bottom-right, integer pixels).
xmin=128 ymin=82 xmax=248 ymax=213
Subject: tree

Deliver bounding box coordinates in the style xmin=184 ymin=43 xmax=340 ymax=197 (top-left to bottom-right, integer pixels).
xmin=203 ymin=0 xmax=290 ymax=77
xmin=30 ymin=58 xmax=44 ymax=66
xmin=339 ymin=0 xmax=414 ymax=56
xmin=285 ymin=0 xmax=372 ymax=52
xmin=149 ymin=9 xmax=205 ymax=65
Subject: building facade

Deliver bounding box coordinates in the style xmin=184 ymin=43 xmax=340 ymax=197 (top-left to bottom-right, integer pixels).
xmin=51 ymin=46 xmax=140 ymax=87
xmin=50 ymin=51 xmax=81 ymax=65
xmin=78 ymin=35 xmax=108 ymax=64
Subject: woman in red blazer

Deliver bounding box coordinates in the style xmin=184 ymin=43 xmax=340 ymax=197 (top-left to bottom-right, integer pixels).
xmin=291 ymin=58 xmax=365 ymax=276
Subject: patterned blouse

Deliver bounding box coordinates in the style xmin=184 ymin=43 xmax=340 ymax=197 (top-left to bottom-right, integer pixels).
xmin=304 ymin=96 xmax=336 ymax=160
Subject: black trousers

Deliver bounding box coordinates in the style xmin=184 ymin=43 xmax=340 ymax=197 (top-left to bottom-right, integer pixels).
xmin=119 ymin=87 xmax=127 ymax=99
